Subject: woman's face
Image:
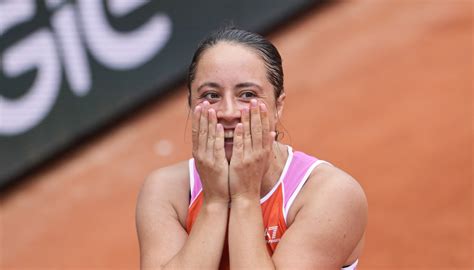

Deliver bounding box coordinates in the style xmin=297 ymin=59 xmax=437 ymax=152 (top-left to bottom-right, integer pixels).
xmin=190 ymin=42 xmax=285 ymax=161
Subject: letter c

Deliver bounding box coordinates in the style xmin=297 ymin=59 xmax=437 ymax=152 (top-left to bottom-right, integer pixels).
xmin=78 ymin=0 xmax=172 ymax=70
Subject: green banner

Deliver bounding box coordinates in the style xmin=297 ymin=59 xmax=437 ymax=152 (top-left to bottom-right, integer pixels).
xmin=0 ymin=0 xmax=321 ymax=188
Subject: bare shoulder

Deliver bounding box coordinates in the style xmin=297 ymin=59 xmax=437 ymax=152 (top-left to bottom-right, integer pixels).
xmin=137 ymin=160 xmax=191 ymax=227
xmin=143 ymin=161 xmax=190 ymax=193
xmin=276 ymin=162 xmax=367 ymax=268
xmin=289 ymin=162 xmax=368 ymax=225
xmin=299 ymin=163 xmax=368 ymax=224
xmin=136 ymin=162 xmax=192 ymax=268
xmin=145 ymin=160 xmax=189 ymax=184
xmin=297 ymin=163 xmax=368 ymax=250
xmin=311 ymin=163 xmax=366 ymax=205
xmin=139 ymin=161 xmax=190 ymax=201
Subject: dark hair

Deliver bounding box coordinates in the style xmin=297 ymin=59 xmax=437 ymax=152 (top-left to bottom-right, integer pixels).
xmin=187 ymin=27 xmax=284 ymax=106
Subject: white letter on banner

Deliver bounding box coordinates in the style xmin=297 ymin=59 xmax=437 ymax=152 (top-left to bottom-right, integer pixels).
xmin=107 ymin=0 xmax=149 ymax=17
xmin=0 ymin=30 xmax=61 ymax=135
xmin=0 ymin=0 xmax=35 ymax=35
xmin=77 ymin=0 xmax=172 ymax=70
xmin=51 ymin=4 xmax=91 ymax=96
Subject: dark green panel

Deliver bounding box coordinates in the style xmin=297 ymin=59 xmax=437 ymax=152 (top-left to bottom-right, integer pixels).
xmin=0 ymin=0 xmax=324 ymax=188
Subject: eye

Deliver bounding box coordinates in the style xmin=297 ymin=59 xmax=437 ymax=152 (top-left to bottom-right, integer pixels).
xmin=201 ymin=92 xmax=220 ymax=101
xmin=239 ymin=91 xmax=257 ymax=99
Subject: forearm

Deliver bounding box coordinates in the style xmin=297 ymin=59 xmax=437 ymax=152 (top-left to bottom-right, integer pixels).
xmin=228 ymin=196 xmax=275 ymax=270
xmin=164 ymin=200 xmax=228 ymax=270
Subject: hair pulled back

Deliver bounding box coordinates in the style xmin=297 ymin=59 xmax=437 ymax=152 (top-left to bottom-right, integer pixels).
xmin=187 ymin=27 xmax=284 ymax=106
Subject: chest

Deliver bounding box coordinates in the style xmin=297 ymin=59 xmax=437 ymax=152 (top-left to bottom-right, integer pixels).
xmin=186 ymin=184 xmax=294 ymax=254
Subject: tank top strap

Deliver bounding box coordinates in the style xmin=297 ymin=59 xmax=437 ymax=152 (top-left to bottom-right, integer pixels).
xmin=188 ymin=159 xmax=202 ymax=206
xmin=342 ymin=259 xmax=358 ymax=270
xmin=282 ymin=150 xmax=329 ymax=221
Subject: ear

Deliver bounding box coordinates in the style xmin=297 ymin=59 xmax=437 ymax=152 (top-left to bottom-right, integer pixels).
xmin=276 ymin=92 xmax=286 ymax=119
xmin=187 ymin=91 xmax=192 ymax=107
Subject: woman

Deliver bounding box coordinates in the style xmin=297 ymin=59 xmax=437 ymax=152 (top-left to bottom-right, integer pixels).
xmin=136 ymin=27 xmax=367 ymax=270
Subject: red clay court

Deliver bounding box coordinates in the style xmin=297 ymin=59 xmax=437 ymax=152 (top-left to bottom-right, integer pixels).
xmin=1 ymin=1 xmax=472 ymax=269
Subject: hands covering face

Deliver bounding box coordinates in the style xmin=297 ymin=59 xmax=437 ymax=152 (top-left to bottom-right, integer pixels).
xmin=192 ymin=99 xmax=276 ymax=202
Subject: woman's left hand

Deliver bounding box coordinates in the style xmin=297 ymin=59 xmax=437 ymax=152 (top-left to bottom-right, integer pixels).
xmin=229 ymin=99 xmax=276 ymax=201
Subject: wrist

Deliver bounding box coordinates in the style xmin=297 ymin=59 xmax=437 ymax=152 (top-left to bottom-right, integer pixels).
xmin=202 ymin=198 xmax=230 ymax=213
xmin=202 ymin=190 xmax=229 ymax=205
xmin=230 ymin=194 xmax=260 ymax=209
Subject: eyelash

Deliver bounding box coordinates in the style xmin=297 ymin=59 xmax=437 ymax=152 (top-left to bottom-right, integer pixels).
xmin=199 ymin=90 xmax=257 ymax=102
xmin=201 ymin=92 xmax=220 ymax=100
xmin=239 ymin=91 xmax=257 ymax=99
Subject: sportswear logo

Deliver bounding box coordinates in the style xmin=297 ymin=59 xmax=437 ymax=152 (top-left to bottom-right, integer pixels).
xmin=265 ymin=225 xmax=280 ymax=244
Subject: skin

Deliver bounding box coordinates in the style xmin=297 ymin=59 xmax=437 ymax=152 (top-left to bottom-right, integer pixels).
xmin=136 ymin=42 xmax=368 ymax=269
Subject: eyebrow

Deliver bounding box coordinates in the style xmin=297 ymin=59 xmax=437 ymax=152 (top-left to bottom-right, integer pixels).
xmin=235 ymin=82 xmax=263 ymax=92
xmin=196 ymin=82 xmax=222 ymax=93
xmin=196 ymin=81 xmax=263 ymax=93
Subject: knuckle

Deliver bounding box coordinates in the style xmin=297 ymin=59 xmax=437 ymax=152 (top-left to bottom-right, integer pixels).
xmin=236 ymin=141 xmax=243 ymax=148
xmin=234 ymin=162 xmax=244 ymax=170
xmin=254 ymin=152 xmax=265 ymax=160
xmin=197 ymin=150 xmax=207 ymax=159
xmin=253 ymin=127 xmax=262 ymax=133
xmin=196 ymin=153 xmax=203 ymax=161
xmin=202 ymin=158 xmax=212 ymax=166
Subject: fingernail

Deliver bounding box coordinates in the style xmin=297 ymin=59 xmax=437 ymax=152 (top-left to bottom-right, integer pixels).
xmin=195 ymin=106 xmax=201 ymax=112
xmin=251 ymin=99 xmax=257 ymax=107
xmin=260 ymin=103 xmax=266 ymax=111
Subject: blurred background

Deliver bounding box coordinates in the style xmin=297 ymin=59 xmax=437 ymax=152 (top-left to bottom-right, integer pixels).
xmin=1 ymin=0 xmax=472 ymax=269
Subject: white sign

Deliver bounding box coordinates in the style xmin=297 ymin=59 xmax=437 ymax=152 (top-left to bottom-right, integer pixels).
xmin=0 ymin=0 xmax=172 ymax=135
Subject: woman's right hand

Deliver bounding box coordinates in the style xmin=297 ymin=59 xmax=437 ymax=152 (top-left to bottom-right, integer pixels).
xmin=192 ymin=101 xmax=229 ymax=203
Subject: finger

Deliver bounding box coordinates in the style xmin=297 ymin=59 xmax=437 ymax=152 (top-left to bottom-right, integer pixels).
xmin=198 ymin=101 xmax=209 ymax=156
xmin=207 ymin=108 xmax=217 ymax=156
xmin=214 ymin=123 xmax=225 ymax=161
xmin=242 ymin=107 xmax=252 ymax=155
xmin=250 ymin=99 xmax=262 ymax=150
xmin=260 ymin=102 xmax=270 ymax=150
xmin=232 ymin=123 xmax=244 ymax=162
xmin=192 ymin=105 xmax=201 ymax=155
xmin=269 ymin=131 xmax=277 ymax=151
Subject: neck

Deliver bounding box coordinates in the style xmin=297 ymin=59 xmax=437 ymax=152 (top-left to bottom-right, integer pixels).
xmin=260 ymin=142 xmax=289 ymax=198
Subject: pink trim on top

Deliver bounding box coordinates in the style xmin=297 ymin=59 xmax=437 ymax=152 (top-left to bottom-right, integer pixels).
xmin=189 ymin=146 xmax=295 ymax=206
xmin=342 ymin=259 xmax=358 ymax=270
xmin=259 ymin=146 xmax=293 ymax=204
xmin=282 ymin=151 xmax=318 ymax=205
xmin=189 ymin=148 xmax=329 ymax=214
xmin=189 ymin=159 xmax=202 ymax=206
xmin=284 ymin=159 xmax=330 ymax=221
